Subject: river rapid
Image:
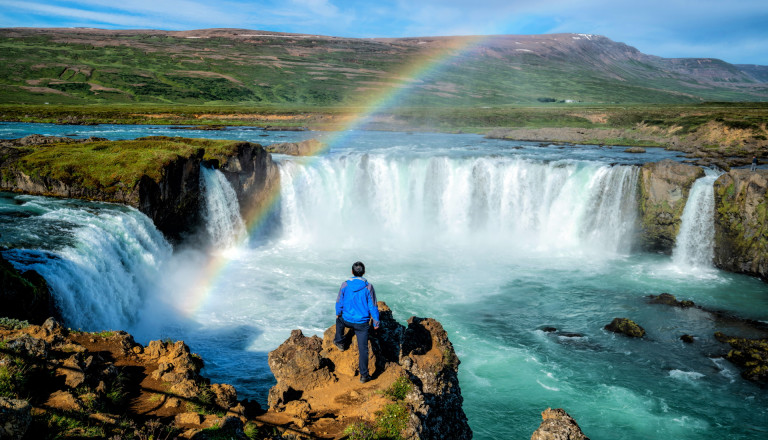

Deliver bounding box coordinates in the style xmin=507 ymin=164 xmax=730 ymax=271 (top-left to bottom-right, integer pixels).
xmin=2 ymin=123 xmax=767 ymax=439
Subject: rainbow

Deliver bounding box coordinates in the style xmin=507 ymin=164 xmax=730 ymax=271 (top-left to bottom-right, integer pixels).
xmin=180 ymin=34 xmax=494 ymax=317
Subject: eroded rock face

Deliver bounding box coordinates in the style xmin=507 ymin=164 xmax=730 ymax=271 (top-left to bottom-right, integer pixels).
xmin=530 ymin=408 xmax=590 ymax=440
xmin=0 ymin=253 xmax=56 ymax=324
xmin=267 ymin=302 xmax=472 ymax=440
xmin=713 ymin=169 xmax=768 ymax=280
xmin=639 ymin=160 xmax=705 ymax=252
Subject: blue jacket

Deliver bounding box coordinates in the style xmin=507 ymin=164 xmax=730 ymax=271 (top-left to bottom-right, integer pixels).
xmin=336 ymin=276 xmax=380 ymax=327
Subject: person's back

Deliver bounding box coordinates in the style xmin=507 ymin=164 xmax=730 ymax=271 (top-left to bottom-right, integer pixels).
xmin=334 ymin=261 xmax=379 ymax=383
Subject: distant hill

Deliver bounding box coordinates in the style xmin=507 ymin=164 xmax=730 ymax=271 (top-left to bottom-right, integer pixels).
xmin=1 ymin=28 xmax=766 ymax=106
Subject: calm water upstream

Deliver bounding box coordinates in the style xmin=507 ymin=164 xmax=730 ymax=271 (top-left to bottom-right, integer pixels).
xmin=2 ymin=123 xmax=767 ymax=439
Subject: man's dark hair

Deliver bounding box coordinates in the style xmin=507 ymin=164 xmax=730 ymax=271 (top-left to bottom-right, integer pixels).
xmin=352 ymin=261 xmax=365 ymax=277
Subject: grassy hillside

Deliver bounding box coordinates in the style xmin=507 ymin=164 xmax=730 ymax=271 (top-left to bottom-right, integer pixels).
xmin=1 ymin=28 xmax=767 ymax=107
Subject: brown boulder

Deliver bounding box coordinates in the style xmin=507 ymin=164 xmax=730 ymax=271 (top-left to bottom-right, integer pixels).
xmin=321 ymin=325 xmax=376 ymax=378
xmin=531 ymin=408 xmax=590 ymax=440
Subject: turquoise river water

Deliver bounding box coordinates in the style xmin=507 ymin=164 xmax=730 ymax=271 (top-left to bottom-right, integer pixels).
xmin=1 ymin=123 xmax=767 ymax=439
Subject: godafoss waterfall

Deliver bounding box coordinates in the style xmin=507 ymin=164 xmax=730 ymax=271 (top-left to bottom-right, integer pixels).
xmin=2 ymin=124 xmax=767 ymax=439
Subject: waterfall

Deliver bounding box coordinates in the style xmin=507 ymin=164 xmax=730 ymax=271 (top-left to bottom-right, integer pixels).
xmin=200 ymin=166 xmax=246 ymax=248
xmin=277 ymin=154 xmax=639 ymax=254
xmin=672 ymin=169 xmax=721 ymax=268
xmin=3 ymin=203 xmax=172 ymax=331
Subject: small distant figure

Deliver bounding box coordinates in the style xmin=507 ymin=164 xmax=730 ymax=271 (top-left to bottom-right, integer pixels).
xmin=752 ymin=156 xmax=758 ymax=172
xmin=334 ymin=261 xmax=380 ymax=383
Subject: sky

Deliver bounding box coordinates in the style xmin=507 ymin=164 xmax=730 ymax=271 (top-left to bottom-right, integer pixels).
xmin=1 ymin=0 xmax=767 ymax=65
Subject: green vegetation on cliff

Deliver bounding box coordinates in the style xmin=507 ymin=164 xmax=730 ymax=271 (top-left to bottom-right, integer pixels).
xmin=3 ymin=137 xmax=250 ymax=195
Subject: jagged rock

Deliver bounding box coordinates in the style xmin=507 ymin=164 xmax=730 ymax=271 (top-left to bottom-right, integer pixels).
xmin=0 ymin=397 xmax=31 ymax=440
xmin=175 ymin=411 xmax=203 ymax=426
xmin=142 ymin=340 xmax=204 ymax=398
xmin=648 ymin=293 xmax=694 ymax=308
xmin=604 ymin=318 xmax=646 ymax=338
xmin=714 ymin=332 xmax=768 ymax=383
xmin=6 ymin=334 xmax=48 ymax=358
xmin=211 ymin=383 xmax=238 ymax=409
xmin=266 ymin=139 xmax=324 ymax=156
xmin=681 ymin=334 xmax=695 ymax=343
xmin=713 ymin=169 xmax=768 ymax=280
xmin=531 ymin=408 xmax=590 ymax=440
xmin=639 ymin=160 xmax=705 ymax=252
xmin=59 ymin=354 xmax=87 ymax=388
xmin=267 ymin=302 xmax=471 ymax=439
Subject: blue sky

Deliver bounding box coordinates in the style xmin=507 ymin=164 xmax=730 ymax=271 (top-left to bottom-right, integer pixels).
xmin=1 ymin=0 xmax=767 ymax=65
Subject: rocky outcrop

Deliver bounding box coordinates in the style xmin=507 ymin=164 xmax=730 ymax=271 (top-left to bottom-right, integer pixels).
xmin=638 ymin=160 xmax=704 ymax=252
xmin=0 ymin=136 xmax=279 ymax=240
xmin=265 ymin=139 xmax=324 ymax=156
xmin=604 ymin=318 xmax=645 ymax=338
xmin=0 ymin=253 xmax=55 ymax=324
xmin=713 ymin=169 xmax=768 ymax=280
xmin=266 ymin=302 xmax=472 ymax=440
xmin=530 ymin=408 xmax=590 ymax=440
xmin=0 ymin=397 xmax=32 ymax=440
xmin=714 ymin=332 xmax=768 ymax=383
xmin=0 ymin=318 xmax=256 ymax=439
xmin=648 ymin=292 xmax=694 ymax=308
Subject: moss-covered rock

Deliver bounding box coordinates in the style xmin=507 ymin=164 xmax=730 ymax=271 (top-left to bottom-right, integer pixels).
xmin=713 ymin=169 xmax=768 ymax=280
xmin=648 ymin=292 xmax=695 ymax=308
xmin=0 ymin=253 xmax=55 ymax=324
xmin=638 ymin=160 xmax=705 ymax=253
xmin=714 ymin=332 xmax=768 ymax=383
xmin=0 ymin=136 xmax=279 ymax=240
xmin=604 ymin=318 xmax=646 ymax=338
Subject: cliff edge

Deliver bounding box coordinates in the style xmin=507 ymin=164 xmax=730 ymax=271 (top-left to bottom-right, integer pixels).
xmin=0 ymin=135 xmax=279 ymax=240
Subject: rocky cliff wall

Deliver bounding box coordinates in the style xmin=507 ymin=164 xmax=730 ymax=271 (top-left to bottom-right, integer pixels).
xmin=713 ymin=169 xmax=768 ymax=279
xmin=0 ymin=137 xmax=279 ymax=240
xmin=638 ymin=159 xmax=704 ymax=252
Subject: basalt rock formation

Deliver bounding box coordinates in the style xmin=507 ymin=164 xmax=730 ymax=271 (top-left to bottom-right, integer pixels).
xmin=265 ymin=302 xmax=472 ymax=439
xmin=713 ymin=169 xmax=768 ymax=280
xmin=0 ymin=253 xmax=55 ymax=324
xmin=0 ymin=136 xmax=279 ymax=240
xmin=638 ymin=160 xmax=704 ymax=253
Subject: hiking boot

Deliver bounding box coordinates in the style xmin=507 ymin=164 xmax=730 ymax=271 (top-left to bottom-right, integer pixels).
xmin=334 ymin=341 xmax=346 ymax=351
xmin=360 ymin=376 xmax=371 ymax=384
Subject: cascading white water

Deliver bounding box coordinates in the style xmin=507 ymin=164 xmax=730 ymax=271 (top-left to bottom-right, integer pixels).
xmin=200 ymin=166 xmax=246 ymax=248
xmin=4 ymin=205 xmax=172 ymax=331
xmin=672 ymin=169 xmax=721 ymax=268
xmin=277 ymin=154 xmax=639 ymax=255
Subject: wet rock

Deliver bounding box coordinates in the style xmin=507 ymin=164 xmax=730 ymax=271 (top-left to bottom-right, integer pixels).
xmin=639 ymin=160 xmax=705 ymax=253
xmin=680 ymin=334 xmax=695 ymax=343
xmin=714 ymin=332 xmax=768 ymax=383
xmin=624 ymin=147 xmax=646 ymax=153
xmin=530 ymin=407 xmax=590 ymax=440
xmin=0 ymin=397 xmax=31 ymax=440
xmin=0 ymin=254 xmax=55 ymax=324
xmin=604 ymin=318 xmax=646 ymax=338
xmin=713 ymin=169 xmax=768 ymax=280
xmin=648 ymin=293 xmax=695 ymax=308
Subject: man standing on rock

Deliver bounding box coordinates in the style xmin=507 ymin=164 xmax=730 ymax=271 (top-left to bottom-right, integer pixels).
xmin=334 ymin=261 xmax=380 ymax=383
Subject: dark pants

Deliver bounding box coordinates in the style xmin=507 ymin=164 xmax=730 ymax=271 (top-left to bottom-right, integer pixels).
xmin=334 ymin=316 xmax=371 ymax=378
